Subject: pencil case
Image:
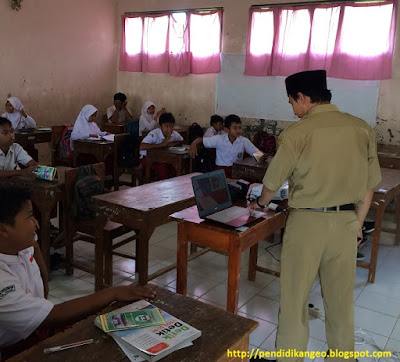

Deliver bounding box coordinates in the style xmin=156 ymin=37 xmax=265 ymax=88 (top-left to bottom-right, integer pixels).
xmin=34 ymin=165 xmax=58 ymax=181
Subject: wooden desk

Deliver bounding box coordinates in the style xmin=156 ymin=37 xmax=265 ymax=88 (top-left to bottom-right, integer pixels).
xmin=14 ymin=129 xmax=52 ymax=161
xmin=93 ymin=173 xmax=199 ymax=285
xmin=73 ymin=139 xmax=114 ymax=167
xmin=377 ymin=144 xmax=400 ymax=169
xmin=171 ymin=206 xmax=287 ymax=314
xmin=10 ymin=286 xmax=258 ymax=362
xmin=100 ymin=122 xmax=126 ymax=134
xmin=0 ymin=167 xmax=71 ymax=272
xmin=358 ymin=168 xmax=400 ymax=283
xmin=145 ymin=147 xmax=191 ymax=183
xmin=232 ymin=157 xmax=269 ymax=183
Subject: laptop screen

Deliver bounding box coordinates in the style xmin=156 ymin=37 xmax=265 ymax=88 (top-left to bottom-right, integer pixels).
xmin=191 ymin=170 xmax=232 ymax=218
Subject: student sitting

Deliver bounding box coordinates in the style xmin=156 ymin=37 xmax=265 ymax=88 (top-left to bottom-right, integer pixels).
xmin=203 ymin=114 xmax=225 ymax=138
xmin=140 ymin=112 xmax=183 ymax=180
xmin=0 ymin=184 xmax=156 ymax=359
xmin=107 ymin=92 xmax=134 ymax=124
xmin=1 ymin=97 xmax=36 ymax=130
xmin=190 ymin=114 xmax=261 ymax=178
xmin=70 ymin=105 xmax=106 ymax=150
xmin=0 ymin=117 xmax=37 ymax=178
xmin=139 ymin=101 xmax=166 ymax=136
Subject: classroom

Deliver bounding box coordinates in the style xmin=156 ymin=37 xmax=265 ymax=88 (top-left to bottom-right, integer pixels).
xmin=0 ymin=0 xmax=400 ymax=361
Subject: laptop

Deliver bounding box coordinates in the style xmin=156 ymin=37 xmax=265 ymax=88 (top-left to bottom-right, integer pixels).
xmin=191 ymin=170 xmax=266 ymax=227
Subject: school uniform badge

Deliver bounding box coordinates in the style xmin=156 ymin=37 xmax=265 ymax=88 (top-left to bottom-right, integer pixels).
xmin=237 ymin=152 xmax=243 ymax=158
xmin=0 ymin=285 xmax=15 ymax=299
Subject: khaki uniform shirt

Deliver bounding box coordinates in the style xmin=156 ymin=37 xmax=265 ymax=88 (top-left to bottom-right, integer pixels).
xmin=263 ymin=104 xmax=381 ymax=208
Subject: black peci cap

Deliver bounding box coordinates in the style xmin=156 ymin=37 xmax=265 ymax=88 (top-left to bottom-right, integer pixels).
xmin=285 ymin=70 xmax=327 ymax=95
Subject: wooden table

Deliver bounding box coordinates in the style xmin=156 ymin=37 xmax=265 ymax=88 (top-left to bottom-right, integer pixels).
xmin=358 ymin=167 xmax=400 ymax=283
xmin=100 ymin=122 xmax=126 ymax=134
xmin=171 ymin=205 xmax=287 ymax=313
xmin=232 ymin=157 xmax=269 ymax=183
xmin=10 ymin=286 xmax=258 ymax=362
xmin=14 ymin=129 xmax=52 ymax=161
xmin=377 ymin=144 xmax=400 ymax=169
xmin=145 ymin=147 xmax=191 ymax=183
xmin=93 ymin=173 xmax=200 ymax=285
xmin=0 ymin=167 xmax=71 ymax=272
xmin=73 ymin=139 xmax=114 ymax=167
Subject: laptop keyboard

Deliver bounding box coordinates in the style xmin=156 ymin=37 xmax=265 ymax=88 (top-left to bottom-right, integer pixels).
xmin=208 ymin=206 xmax=249 ymax=223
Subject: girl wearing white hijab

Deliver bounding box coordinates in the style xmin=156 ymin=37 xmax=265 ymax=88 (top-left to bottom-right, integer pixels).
xmin=70 ymin=105 xmax=106 ymax=150
xmin=1 ymin=97 xmax=36 ymax=129
xmin=138 ymin=101 xmax=166 ymax=136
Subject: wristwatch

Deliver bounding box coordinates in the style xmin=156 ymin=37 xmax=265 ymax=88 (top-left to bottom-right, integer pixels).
xmin=256 ymin=197 xmax=268 ymax=209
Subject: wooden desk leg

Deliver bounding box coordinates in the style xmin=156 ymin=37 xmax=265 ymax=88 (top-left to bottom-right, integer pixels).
xmin=395 ymin=195 xmax=400 ymax=245
xmin=248 ymin=244 xmax=258 ymax=282
xmin=137 ymin=227 xmax=154 ymax=286
xmin=369 ymin=205 xmax=385 ymax=283
xmin=39 ymin=208 xmax=51 ymax=273
xmin=176 ymin=159 xmax=182 ymax=176
xmin=227 ymin=239 xmax=241 ymax=314
xmin=94 ymin=223 xmax=105 ymax=292
xmin=145 ymin=160 xmax=152 ymax=183
xmin=176 ymin=222 xmax=188 ymax=296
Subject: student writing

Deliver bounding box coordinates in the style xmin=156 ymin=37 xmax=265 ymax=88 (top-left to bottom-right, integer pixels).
xmin=190 ymin=114 xmax=262 ymax=178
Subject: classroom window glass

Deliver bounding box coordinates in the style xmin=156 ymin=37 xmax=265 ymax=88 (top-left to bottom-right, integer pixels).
xmin=120 ymin=9 xmax=222 ymax=77
xmin=244 ymin=0 xmax=397 ymax=80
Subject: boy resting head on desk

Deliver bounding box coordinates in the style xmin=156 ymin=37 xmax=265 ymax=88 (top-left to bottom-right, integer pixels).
xmin=0 ymin=184 xmax=156 ymax=359
xmin=189 ymin=114 xmax=263 ymax=178
xmin=0 ymin=117 xmax=37 ymax=178
xmin=139 ymin=112 xmax=184 ymax=180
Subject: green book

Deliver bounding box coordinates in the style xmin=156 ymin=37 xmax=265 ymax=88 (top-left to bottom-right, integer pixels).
xmin=100 ymin=307 xmax=165 ymax=332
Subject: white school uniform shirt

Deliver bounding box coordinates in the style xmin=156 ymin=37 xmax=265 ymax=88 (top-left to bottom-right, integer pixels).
xmin=140 ymin=128 xmax=184 ymax=157
xmin=0 ymin=143 xmax=32 ymax=171
xmin=0 ymin=246 xmax=54 ymax=347
xmin=1 ymin=97 xmax=36 ymax=130
xmin=106 ymin=105 xmax=133 ymax=124
xmin=203 ymin=134 xmax=260 ymax=167
xmin=139 ymin=101 xmax=158 ymax=136
xmin=70 ymin=104 xmax=106 ymax=150
xmin=203 ymin=126 xmax=225 ymax=138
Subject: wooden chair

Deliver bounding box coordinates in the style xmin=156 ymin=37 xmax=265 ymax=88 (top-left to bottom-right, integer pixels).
xmin=51 ymin=125 xmax=73 ymax=167
xmin=65 ymin=162 xmax=138 ymax=290
xmin=113 ymin=133 xmax=143 ymax=191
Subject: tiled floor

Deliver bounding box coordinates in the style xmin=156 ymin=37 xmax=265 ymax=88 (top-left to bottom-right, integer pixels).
xmin=48 ymin=221 xmax=400 ymax=361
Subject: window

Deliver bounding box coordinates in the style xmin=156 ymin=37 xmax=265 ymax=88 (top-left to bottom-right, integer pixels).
xmin=245 ymin=1 xmax=397 ymax=80
xmin=120 ymin=9 xmax=222 ymax=77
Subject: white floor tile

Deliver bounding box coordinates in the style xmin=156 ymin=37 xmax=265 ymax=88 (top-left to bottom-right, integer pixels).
xmin=259 ymin=329 xmax=277 ymax=352
xmin=237 ymin=313 xmax=277 ymax=347
xmin=354 ymin=306 xmax=397 ymax=337
xmin=168 ymin=274 xmax=220 ymax=298
xmin=150 ymin=269 xmax=177 ymax=287
xmin=355 ymin=290 xmax=400 ymax=317
xmin=309 ymin=317 xmax=327 ymax=342
xmin=390 ymin=318 xmax=400 ymax=342
xmin=47 ymin=295 xmax=64 ymax=305
xmin=49 ymin=278 xmax=94 ymax=301
xmin=258 ymin=279 xmax=280 ymax=302
xmin=113 ymin=257 xmax=136 ymax=274
xmin=385 ymin=338 xmax=400 ymax=356
xmin=239 ymin=295 xmax=280 ymax=324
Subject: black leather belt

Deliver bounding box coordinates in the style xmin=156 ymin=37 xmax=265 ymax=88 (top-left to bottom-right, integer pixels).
xmin=306 ymin=203 xmax=356 ymax=212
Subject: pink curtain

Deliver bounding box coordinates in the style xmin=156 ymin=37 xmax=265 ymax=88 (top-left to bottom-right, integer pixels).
xmin=119 ymin=10 xmax=222 ymax=76
xmin=244 ymin=0 xmax=397 ymax=80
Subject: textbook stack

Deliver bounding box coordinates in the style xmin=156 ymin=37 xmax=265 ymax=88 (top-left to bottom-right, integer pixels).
xmin=95 ymin=300 xmax=201 ymax=362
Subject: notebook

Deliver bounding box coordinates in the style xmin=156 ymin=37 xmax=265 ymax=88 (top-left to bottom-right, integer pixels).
xmin=191 ymin=170 xmax=265 ymax=227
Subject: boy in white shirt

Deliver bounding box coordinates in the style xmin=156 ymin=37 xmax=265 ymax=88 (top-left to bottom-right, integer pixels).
xmin=0 ymin=117 xmax=37 ymax=178
xmin=190 ymin=114 xmax=261 ymax=178
xmin=203 ymin=114 xmax=225 ymax=138
xmin=140 ymin=112 xmax=183 ymax=180
xmin=0 ymin=184 xmax=156 ymax=359
xmin=106 ymin=92 xmax=134 ymax=124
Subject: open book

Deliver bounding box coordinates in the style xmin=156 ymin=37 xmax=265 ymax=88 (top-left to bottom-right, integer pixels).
xmin=94 ymin=300 xmax=201 ymax=362
xmin=87 ymin=134 xmax=115 ymax=142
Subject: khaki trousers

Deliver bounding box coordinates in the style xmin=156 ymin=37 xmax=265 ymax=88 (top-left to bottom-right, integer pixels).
xmin=276 ymin=209 xmax=358 ymax=362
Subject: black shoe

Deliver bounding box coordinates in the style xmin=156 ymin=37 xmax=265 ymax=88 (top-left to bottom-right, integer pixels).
xmin=249 ymin=358 xmax=275 ymax=362
xmin=362 ymin=221 xmax=375 ymax=234
xmin=357 ymin=252 xmax=365 ymax=261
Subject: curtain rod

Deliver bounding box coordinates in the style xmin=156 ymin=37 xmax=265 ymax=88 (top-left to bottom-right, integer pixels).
xmin=251 ymin=0 xmax=391 ymax=8
xmin=125 ymin=7 xmax=223 ymax=16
